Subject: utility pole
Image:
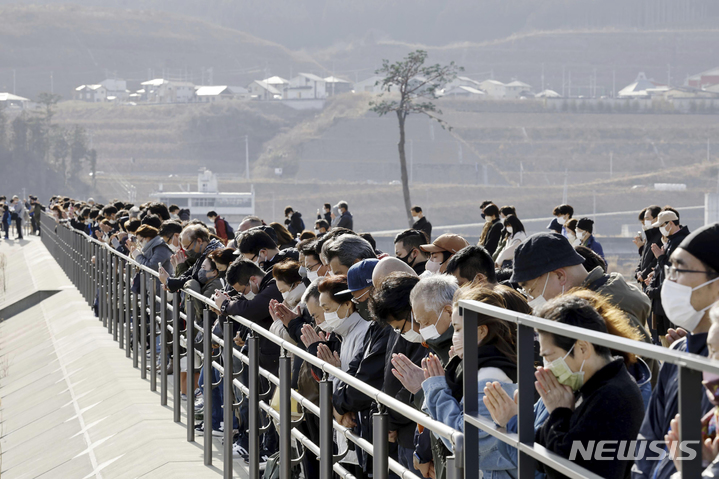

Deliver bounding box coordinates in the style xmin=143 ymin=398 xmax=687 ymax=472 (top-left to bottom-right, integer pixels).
xmin=50 ymin=71 xmax=54 ymax=94
xmin=245 ymin=135 xmax=250 ymax=179
xmin=12 ymin=69 xmax=15 ymax=94
xmin=708 ymin=138 xmax=711 ymax=163
xmin=612 ymin=70 xmax=616 ymax=98
xmin=562 ymin=65 xmax=566 ymax=97
xmin=520 ymin=162 xmax=524 ymax=186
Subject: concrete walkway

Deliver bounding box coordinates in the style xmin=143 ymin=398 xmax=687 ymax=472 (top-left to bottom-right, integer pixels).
xmin=0 ymin=236 xmax=248 ymax=478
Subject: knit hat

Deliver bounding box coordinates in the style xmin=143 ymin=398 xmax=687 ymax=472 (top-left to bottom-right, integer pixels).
xmin=510 ymin=232 xmax=585 ymax=284
xmin=678 ymin=223 xmax=719 ymax=274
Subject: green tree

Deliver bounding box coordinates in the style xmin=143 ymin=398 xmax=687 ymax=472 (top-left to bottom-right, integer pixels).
xmin=370 ymin=50 xmax=462 ymax=227
xmin=37 ymin=92 xmax=62 ymax=124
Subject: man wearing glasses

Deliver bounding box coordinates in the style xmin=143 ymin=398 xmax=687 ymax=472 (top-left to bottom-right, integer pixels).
xmin=634 ymin=223 xmax=719 ymax=479
xmin=644 ymin=209 xmax=691 ymax=346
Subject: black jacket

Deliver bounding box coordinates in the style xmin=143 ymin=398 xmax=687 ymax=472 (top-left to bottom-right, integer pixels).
xmin=337 ymin=211 xmax=353 ymax=231
xmin=481 ymin=219 xmax=503 ymax=255
xmin=166 ymin=239 xmax=224 ymax=292
xmin=646 ymin=225 xmax=690 ymax=335
xmin=262 ymin=248 xmax=300 ymax=273
xmin=220 ymin=270 xmax=283 ymax=374
xmin=284 ymin=211 xmax=304 ymax=238
xmin=636 ymin=227 xmax=662 ymax=285
xmin=412 ymin=217 xmax=432 ymax=243
xmin=412 ymin=260 xmax=427 ymax=276
xmin=537 ymin=358 xmax=644 ymax=479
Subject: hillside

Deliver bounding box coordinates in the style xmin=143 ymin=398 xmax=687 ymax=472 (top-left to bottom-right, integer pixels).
xmin=0 ymin=4 xmax=323 ymax=100
xmin=315 ymin=29 xmax=719 ymax=97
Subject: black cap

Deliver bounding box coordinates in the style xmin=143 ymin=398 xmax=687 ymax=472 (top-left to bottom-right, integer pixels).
xmin=510 ymin=232 xmax=586 ymax=284
xmin=678 ymin=223 xmax=719 ymax=274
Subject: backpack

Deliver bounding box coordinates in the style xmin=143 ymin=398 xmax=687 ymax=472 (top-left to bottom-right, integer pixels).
xmin=223 ymin=218 xmax=235 ymax=239
xmin=262 ymin=450 xmax=301 ymax=479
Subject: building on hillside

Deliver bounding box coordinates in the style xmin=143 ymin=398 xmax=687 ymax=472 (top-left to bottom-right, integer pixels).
xmin=150 ymin=169 xmax=255 ymax=222
xmin=354 ymin=75 xmax=385 ymax=94
xmin=687 ymin=67 xmax=719 ymax=89
xmin=448 ymin=76 xmax=483 ymax=89
xmin=324 ymin=76 xmax=353 ymax=96
xmin=264 ymin=76 xmax=289 ymax=95
xmin=195 ymin=86 xmax=236 ymax=102
xmin=618 ymin=73 xmax=666 ymax=99
xmin=478 ymin=79 xmax=507 ymax=98
xmin=228 ymin=86 xmax=250 ymax=100
xmin=286 ymin=73 xmax=327 ymax=100
xmin=0 ymin=92 xmax=30 ymax=109
xmin=141 ymin=79 xmax=195 ymax=103
xmin=74 ymin=84 xmax=107 ymax=102
xmin=442 ymin=85 xmax=485 ymax=98
xmin=505 ymin=80 xmax=533 ymax=99
xmin=536 ymin=89 xmax=561 ymax=98
xmin=247 ymin=80 xmax=282 ymax=100
xmin=100 ymin=79 xmax=128 ymax=100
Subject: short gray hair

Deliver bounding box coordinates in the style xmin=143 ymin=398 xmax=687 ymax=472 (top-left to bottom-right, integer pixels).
xmin=302 ymin=279 xmax=321 ymax=304
xmin=321 ymin=235 xmax=376 ymax=267
xmin=182 ymin=224 xmax=209 ymax=243
xmin=410 ymin=274 xmax=459 ymax=315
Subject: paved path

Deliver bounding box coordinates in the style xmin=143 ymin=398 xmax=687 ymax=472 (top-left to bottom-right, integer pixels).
xmin=0 ymin=236 xmax=248 ymax=478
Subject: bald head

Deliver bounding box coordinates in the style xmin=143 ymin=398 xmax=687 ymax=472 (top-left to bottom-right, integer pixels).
xmin=239 ymin=215 xmax=263 ymax=232
xmin=372 ymin=257 xmax=417 ymax=288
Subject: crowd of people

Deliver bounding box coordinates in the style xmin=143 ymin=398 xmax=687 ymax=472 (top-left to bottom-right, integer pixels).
xmin=0 ymin=195 xmax=44 ymax=240
xmin=40 ymin=194 xmax=719 ymax=479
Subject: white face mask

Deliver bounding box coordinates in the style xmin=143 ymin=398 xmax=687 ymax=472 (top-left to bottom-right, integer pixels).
xmin=318 ymin=320 xmax=333 ymax=332
xmin=527 ymin=274 xmax=551 ymax=311
xmin=397 ymin=312 xmax=424 ymax=343
xmin=419 ymin=309 xmax=444 ymax=342
xmin=644 ymin=220 xmax=653 ymax=229
xmin=661 ymin=277 xmax=719 ymax=331
xmin=556 ymin=216 xmax=566 ymax=226
xmin=660 ymin=225 xmax=671 ymax=237
xmin=505 ymin=227 xmax=513 ymax=235
xmin=412 ymin=215 xmax=420 ymax=222
xmin=451 ymin=330 xmax=464 ymax=358
xmin=576 ymin=229 xmax=587 ymax=240
xmin=244 ymin=280 xmax=257 ymax=300
xmin=307 ymin=270 xmax=320 ymax=282
xmin=425 ymin=259 xmax=442 ymax=274
xmin=323 ymin=303 xmax=348 ymax=332
xmin=281 ymin=291 xmax=290 ymax=300
xmin=313 ymin=229 xmax=320 ymax=235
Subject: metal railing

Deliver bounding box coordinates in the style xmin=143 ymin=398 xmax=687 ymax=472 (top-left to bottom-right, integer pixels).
xmin=40 ymin=213 xmax=464 ymax=479
xmin=459 ymin=300 xmax=719 ymax=479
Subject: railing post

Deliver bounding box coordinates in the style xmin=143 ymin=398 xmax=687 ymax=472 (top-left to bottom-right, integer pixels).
xmin=373 ymin=406 xmax=389 ymax=479
xmin=118 ymin=258 xmax=124 ymax=348
xmin=124 ymin=262 xmax=129 ymax=354
xmin=319 ymin=379 xmax=333 ymax=479
xmin=203 ymin=309 xmax=213 ymax=465
xmin=160 ymin=287 xmax=168 ymax=405
xmin=187 ymin=305 xmax=195 ymax=442
xmin=116 ymin=256 xmax=122 ymax=343
xmin=223 ymin=320 xmax=234 ymax=479
xmin=140 ymin=271 xmax=148 ymax=380
xmin=279 ymin=351 xmax=292 ymax=479
xmin=461 ymin=307 xmax=479 ymax=479
xmin=150 ymin=280 xmax=157 ymax=390
xmin=132 ymin=276 xmax=139 ymax=369
xmin=110 ymin=254 xmax=116 ymax=337
xmin=248 ymin=335 xmax=260 ymax=479
xmin=516 ymin=323 xmax=537 ymax=479
xmin=679 ymin=366 xmax=704 ymax=478
xmin=447 ymin=434 xmax=464 ymax=479
xmin=173 ymin=292 xmax=182 ymax=422
xmin=101 ymin=248 xmax=107 ymax=328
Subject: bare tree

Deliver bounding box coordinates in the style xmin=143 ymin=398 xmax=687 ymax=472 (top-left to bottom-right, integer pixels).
xmin=370 ymin=50 xmax=461 ymax=227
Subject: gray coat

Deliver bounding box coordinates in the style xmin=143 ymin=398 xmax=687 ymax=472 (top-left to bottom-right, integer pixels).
xmin=136 ymin=236 xmax=174 ymax=289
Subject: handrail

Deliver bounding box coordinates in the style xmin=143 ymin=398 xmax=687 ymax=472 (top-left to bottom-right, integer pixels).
xmin=41 ymin=213 xmax=460 ymax=479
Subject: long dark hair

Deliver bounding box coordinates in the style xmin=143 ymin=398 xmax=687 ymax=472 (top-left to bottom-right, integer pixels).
xmin=479 ymin=204 xmax=499 ymax=245
xmin=453 ymin=284 xmax=516 ymax=364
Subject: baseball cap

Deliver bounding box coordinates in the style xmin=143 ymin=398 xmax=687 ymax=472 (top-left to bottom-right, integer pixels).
xmin=652 ymin=211 xmax=679 ymax=228
xmin=420 ymin=234 xmax=469 ymax=254
xmin=510 ymin=232 xmax=585 ymax=284
xmin=337 ymin=259 xmax=379 ymax=294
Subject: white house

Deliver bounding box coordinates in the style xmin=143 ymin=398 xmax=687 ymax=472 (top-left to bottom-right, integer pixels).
xmin=73 ymin=84 xmax=107 ymax=102
xmin=478 ymin=80 xmax=506 ymax=98
xmin=442 ymin=85 xmax=485 ymax=98
xmin=264 ymin=76 xmax=289 ymax=95
xmin=141 ymin=79 xmax=195 ymax=103
xmin=247 ymin=80 xmax=282 ymax=100
xmin=446 ymin=76 xmax=482 ymax=90
xmin=195 ymin=86 xmax=235 ymax=102
xmin=0 ymin=93 xmax=30 ymax=109
xmin=324 ymin=76 xmax=353 ymax=96
xmin=285 ymin=73 xmax=327 ymax=100
xmin=505 ymin=81 xmax=533 ymax=99
xmin=100 ymin=79 xmax=128 ymax=100
xmin=354 ymin=75 xmax=385 ymax=94
xmin=618 ymin=73 xmax=666 ymax=99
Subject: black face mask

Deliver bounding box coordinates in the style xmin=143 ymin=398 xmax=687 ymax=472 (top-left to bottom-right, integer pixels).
xmin=397 ymin=250 xmax=415 ymax=266
xmin=481 ymin=213 xmax=486 ymax=220
xmin=356 ymin=300 xmax=372 ymax=322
